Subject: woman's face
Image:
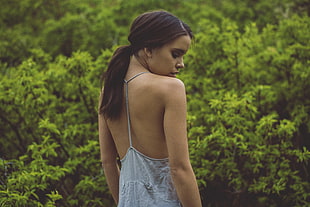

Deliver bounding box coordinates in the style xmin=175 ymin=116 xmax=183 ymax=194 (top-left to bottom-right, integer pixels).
xmin=146 ymin=35 xmax=191 ymax=78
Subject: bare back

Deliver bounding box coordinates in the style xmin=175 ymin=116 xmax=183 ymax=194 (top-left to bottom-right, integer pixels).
xmin=106 ymin=72 xmax=172 ymax=159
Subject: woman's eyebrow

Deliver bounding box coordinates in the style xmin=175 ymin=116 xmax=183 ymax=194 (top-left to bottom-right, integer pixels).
xmin=172 ymin=48 xmax=187 ymax=54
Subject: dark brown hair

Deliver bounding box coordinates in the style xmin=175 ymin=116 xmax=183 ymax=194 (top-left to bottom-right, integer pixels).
xmin=99 ymin=10 xmax=193 ymax=119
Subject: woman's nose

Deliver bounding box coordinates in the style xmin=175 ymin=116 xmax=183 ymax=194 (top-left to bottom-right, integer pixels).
xmin=176 ymin=60 xmax=184 ymax=69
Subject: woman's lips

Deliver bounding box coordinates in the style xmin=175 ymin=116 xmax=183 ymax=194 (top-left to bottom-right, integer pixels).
xmin=169 ymin=72 xmax=179 ymax=77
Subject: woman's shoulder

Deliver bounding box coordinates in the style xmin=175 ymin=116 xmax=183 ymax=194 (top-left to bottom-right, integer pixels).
xmin=148 ymin=74 xmax=185 ymax=93
xmin=144 ymin=75 xmax=186 ymax=103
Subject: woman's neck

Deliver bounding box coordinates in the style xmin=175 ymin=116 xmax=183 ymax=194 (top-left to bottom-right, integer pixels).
xmin=128 ymin=55 xmax=150 ymax=74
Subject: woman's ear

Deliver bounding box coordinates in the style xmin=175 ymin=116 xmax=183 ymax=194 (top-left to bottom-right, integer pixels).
xmin=143 ymin=48 xmax=152 ymax=58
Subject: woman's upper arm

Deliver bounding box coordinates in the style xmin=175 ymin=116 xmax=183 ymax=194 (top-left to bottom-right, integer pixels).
xmin=163 ymin=79 xmax=191 ymax=169
xmin=98 ymin=114 xmax=118 ymax=164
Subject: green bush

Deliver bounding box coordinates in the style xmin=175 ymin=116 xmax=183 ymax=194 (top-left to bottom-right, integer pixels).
xmin=0 ymin=0 xmax=309 ymax=206
xmin=180 ymin=14 xmax=310 ymax=207
xmin=0 ymin=50 xmax=114 ymax=206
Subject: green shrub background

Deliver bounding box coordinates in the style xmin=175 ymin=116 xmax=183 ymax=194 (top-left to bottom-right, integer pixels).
xmin=0 ymin=0 xmax=309 ymax=206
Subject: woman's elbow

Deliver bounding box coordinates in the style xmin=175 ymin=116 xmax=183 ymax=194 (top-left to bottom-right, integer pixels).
xmin=101 ymin=155 xmax=118 ymax=167
xmin=170 ymin=161 xmax=193 ymax=177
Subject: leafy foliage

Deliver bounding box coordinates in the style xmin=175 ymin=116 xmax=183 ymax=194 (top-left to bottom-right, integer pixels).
xmin=182 ymin=14 xmax=310 ymax=207
xmin=0 ymin=0 xmax=309 ymax=206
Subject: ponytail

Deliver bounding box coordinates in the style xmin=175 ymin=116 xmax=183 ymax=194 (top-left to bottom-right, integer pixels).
xmin=99 ymin=45 xmax=132 ymax=119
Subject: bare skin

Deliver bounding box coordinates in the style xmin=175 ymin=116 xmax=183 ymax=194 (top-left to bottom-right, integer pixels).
xmin=99 ymin=35 xmax=202 ymax=207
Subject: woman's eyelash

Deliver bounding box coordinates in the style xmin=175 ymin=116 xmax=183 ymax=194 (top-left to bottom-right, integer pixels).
xmin=172 ymin=52 xmax=180 ymax=58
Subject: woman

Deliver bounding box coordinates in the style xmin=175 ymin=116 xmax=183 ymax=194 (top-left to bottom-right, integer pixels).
xmin=98 ymin=10 xmax=202 ymax=207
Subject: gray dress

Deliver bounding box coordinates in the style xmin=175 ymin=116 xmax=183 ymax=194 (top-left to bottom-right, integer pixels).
xmin=118 ymin=72 xmax=181 ymax=207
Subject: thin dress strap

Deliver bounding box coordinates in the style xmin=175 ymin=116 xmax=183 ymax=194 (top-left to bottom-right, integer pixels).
xmin=124 ymin=72 xmax=149 ymax=147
